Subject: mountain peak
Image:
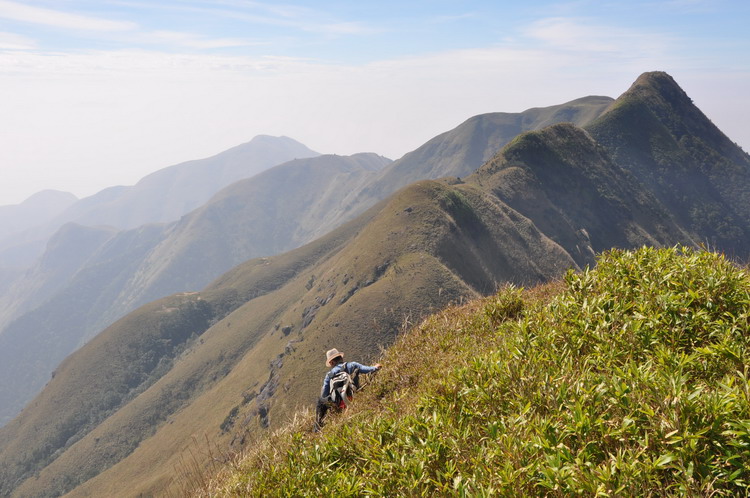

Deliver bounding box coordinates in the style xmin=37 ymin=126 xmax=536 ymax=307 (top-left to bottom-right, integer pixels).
xmin=247 ymin=135 xmax=305 ymax=146
xmin=624 ymin=71 xmax=693 ymax=109
xmin=20 ymin=190 xmax=78 ymax=207
xmin=593 ymin=71 xmax=742 ymax=152
xmin=632 ymin=70 xmax=680 ymax=89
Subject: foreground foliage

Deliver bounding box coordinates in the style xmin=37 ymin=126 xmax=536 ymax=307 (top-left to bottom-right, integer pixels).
xmin=208 ymin=247 xmax=750 ymax=496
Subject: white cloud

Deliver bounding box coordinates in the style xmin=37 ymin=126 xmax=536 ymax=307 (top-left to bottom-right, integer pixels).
xmin=0 ymin=31 xmax=35 ymax=49
xmin=146 ymin=30 xmax=262 ymax=50
xmin=0 ymin=0 xmax=136 ymax=31
xmin=524 ymin=16 xmax=673 ymax=55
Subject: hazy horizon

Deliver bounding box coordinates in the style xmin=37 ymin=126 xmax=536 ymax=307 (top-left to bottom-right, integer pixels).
xmin=1 ymin=0 xmax=748 ymax=206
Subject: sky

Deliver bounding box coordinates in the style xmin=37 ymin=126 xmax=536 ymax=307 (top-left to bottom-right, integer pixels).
xmin=0 ymin=0 xmax=748 ymax=206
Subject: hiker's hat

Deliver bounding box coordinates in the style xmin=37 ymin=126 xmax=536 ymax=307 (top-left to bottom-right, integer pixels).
xmin=326 ymin=348 xmax=344 ymax=366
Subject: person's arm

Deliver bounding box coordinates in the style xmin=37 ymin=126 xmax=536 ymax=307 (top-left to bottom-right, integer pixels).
xmin=348 ymin=361 xmax=382 ymax=375
xmin=321 ymin=371 xmax=332 ymax=398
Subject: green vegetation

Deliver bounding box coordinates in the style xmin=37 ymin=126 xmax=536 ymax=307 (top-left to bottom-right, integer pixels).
xmin=586 ymin=72 xmax=750 ymax=258
xmin=207 ymin=247 xmax=750 ymax=496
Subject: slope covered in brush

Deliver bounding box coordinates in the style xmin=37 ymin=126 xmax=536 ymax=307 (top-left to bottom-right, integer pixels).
xmin=210 ymin=247 xmax=750 ymax=496
xmin=587 ymin=72 xmax=750 ymax=257
xmin=469 ymin=122 xmax=695 ymax=268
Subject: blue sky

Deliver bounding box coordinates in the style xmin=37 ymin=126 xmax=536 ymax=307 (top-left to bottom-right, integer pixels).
xmin=0 ymin=0 xmax=749 ymax=205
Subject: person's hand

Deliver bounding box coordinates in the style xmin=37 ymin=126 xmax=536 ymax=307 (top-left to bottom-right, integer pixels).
xmin=373 ymin=363 xmax=382 ymax=370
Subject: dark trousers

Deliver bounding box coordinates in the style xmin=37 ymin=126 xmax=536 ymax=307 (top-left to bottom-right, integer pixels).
xmin=315 ymin=397 xmax=334 ymax=430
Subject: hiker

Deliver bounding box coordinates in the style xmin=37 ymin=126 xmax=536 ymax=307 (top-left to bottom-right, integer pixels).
xmin=315 ymin=348 xmax=381 ymax=430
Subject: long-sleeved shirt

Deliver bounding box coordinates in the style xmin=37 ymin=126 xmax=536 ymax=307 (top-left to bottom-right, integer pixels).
xmin=320 ymin=361 xmax=379 ymax=398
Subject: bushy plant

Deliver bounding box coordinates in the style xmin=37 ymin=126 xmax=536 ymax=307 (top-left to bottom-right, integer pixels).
xmin=207 ymin=247 xmax=750 ymax=496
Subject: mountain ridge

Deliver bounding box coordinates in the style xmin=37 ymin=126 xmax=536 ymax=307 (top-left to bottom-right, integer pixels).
xmin=587 ymin=71 xmax=750 ymax=257
xmin=345 ymin=95 xmax=614 ymax=220
xmin=1 ymin=72 xmax=749 ymax=496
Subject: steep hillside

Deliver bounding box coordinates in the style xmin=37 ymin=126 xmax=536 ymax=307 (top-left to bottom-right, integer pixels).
xmin=1 ymin=72 xmax=749 ymax=497
xmin=587 ymin=71 xmax=750 ymax=257
xmin=206 ymin=247 xmax=750 ymax=496
xmin=0 ymin=224 xmax=168 ymax=426
xmin=116 ymin=152 xmax=391 ymax=311
xmin=469 ymin=123 xmax=696 ymax=267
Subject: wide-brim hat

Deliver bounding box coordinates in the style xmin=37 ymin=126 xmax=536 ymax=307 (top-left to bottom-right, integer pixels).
xmin=326 ymin=348 xmax=344 ymax=366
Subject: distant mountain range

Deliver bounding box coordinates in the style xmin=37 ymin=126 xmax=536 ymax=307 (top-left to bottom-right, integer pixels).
xmin=0 ymin=135 xmax=318 ymax=271
xmin=0 ymin=191 xmax=79 ymax=272
xmin=0 ymin=191 xmax=77 ymax=241
xmin=0 ymin=72 xmax=749 ymax=497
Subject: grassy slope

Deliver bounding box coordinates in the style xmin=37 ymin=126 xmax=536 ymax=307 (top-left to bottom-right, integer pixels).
xmin=63 ymin=179 xmax=575 ymax=497
xmin=208 ymin=247 xmax=750 ymax=496
xmin=586 ymin=72 xmax=750 ymax=258
xmin=469 ymin=123 xmax=696 ymax=268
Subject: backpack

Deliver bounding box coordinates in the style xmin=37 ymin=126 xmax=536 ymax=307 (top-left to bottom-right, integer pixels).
xmin=327 ymin=363 xmax=359 ymax=408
